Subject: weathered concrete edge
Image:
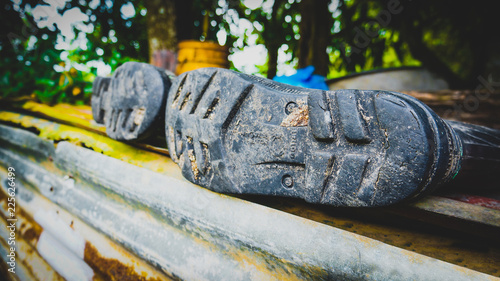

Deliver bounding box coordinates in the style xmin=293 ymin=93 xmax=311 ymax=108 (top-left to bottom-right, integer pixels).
xmin=0 ymin=124 xmax=498 ymax=281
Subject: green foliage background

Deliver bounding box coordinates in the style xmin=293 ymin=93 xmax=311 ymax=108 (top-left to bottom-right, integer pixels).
xmin=1 ymin=0 xmax=498 ymax=104
xmin=1 ymin=0 xmax=149 ymax=105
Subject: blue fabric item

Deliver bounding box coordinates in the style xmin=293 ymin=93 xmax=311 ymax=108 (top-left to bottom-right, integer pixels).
xmin=273 ymin=66 xmax=329 ymax=90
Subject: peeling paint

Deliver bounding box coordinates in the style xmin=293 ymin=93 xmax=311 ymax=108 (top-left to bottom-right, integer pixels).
xmin=34 ymin=209 xmax=86 ymax=259
xmin=21 ymin=101 xmax=105 ymax=133
xmin=0 ymin=218 xmax=65 ymax=281
xmin=84 ymin=242 xmax=166 ymax=281
xmin=0 ymin=171 xmax=174 ymax=281
xmin=0 ymin=111 xmax=180 ymax=177
xmin=37 ymin=230 xmax=94 ymax=281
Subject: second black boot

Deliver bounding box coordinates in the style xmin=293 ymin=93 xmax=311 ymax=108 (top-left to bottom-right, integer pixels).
xmin=92 ymin=62 xmax=173 ymax=141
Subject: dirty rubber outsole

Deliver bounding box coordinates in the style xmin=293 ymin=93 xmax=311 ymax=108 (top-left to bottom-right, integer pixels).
xmin=165 ymin=68 xmax=462 ymax=207
xmin=91 ymin=62 xmax=172 ymax=141
xmin=91 ymin=76 xmax=111 ymax=124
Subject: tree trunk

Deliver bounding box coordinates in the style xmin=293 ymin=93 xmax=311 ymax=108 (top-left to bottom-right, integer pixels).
xmin=399 ymin=22 xmax=464 ymax=89
xmin=263 ymin=0 xmax=286 ymax=79
xmin=145 ymin=0 xmax=177 ymax=72
xmin=267 ymin=42 xmax=279 ymax=79
xmin=297 ymin=0 xmax=331 ymax=76
xmin=175 ymin=0 xmax=195 ymax=42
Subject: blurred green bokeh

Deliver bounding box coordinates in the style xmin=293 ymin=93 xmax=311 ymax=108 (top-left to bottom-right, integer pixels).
xmin=1 ymin=0 xmax=498 ymax=105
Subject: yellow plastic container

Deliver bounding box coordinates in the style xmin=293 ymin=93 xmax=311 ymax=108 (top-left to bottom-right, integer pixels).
xmin=175 ymin=40 xmax=229 ymax=75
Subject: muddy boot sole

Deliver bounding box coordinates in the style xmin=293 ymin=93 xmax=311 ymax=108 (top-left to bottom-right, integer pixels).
xmin=165 ymin=68 xmax=461 ymax=207
xmin=91 ymin=62 xmax=172 ymax=141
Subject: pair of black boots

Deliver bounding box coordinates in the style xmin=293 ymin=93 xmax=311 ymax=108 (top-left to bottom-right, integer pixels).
xmin=92 ymin=62 xmax=500 ymax=207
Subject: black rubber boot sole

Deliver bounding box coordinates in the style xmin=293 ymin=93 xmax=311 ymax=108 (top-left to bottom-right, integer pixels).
xmin=91 ymin=62 xmax=172 ymax=141
xmin=165 ymin=68 xmax=462 ymax=207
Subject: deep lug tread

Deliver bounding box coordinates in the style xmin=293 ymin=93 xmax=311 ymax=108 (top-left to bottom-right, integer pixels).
xmin=190 ymin=71 xmax=217 ymax=114
xmin=171 ymin=75 xmax=186 ymax=107
xmin=108 ymin=109 xmax=116 ymax=131
xmin=194 ymin=74 xmax=224 ymax=119
xmin=185 ymin=136 xmax=199 ymax=179
xmin=114 ymin=109 xmax=123 ymax=132
xmin=175 ymin=130 xmax=184 ymax=159
xmin=203 ymin=97 xmax=220 ymax=119
xmin=200 ymin=142 xmax=210 ymax=174
xmin=221 ymin=84 xmax=254 ymax=132
xmin=179 ymin=92 xmax=192 ymax=111
xmin=193 ymin=140 xmax=207 ymax=175
xmin=308 ymin=91 xmax=335 ymax=140
xmin=122 ymin=108 xmax=132 ymax=129
xmin=320 ymin=154 xmax=370 ymax=205
xmin=129 ymin=114 xmax=138 ymax=132
xmin=91 ymin=77 xmax=111 ymax=124
xmin=335 ymin=90 xmax=371 ymax=143
xmin=305 ymin=151 xmax=335 ymax=203
xmin=167 ymin=126 xmax=178 ymax=161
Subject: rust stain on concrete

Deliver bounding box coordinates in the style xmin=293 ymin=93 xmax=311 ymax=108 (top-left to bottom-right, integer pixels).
xmin=84 ymin=242 xmax=171 ymax=281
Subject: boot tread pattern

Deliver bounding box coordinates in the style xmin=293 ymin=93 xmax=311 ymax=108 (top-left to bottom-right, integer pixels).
xmin=164 ymin=68 xmax=447 ymax=206
xmin=90 ymin=62 xmax=171 ymax=140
